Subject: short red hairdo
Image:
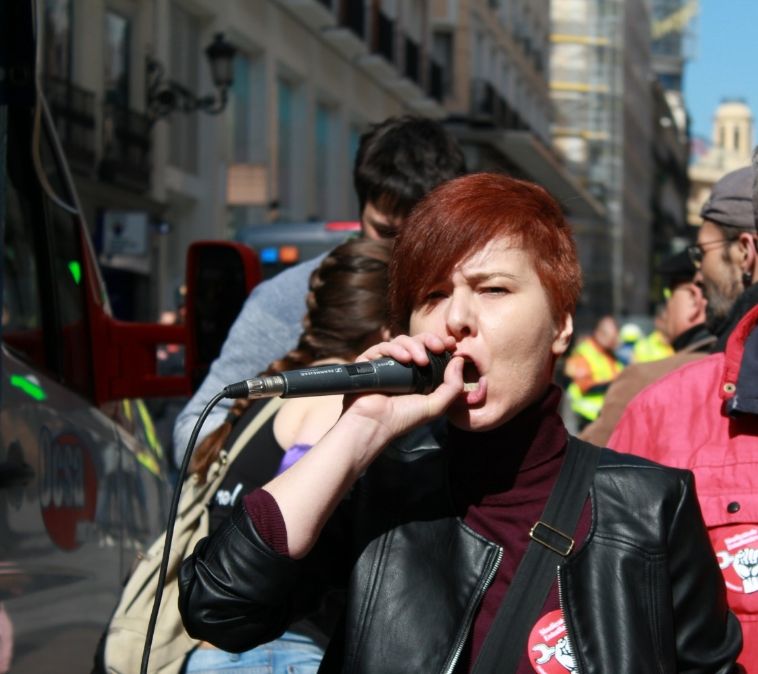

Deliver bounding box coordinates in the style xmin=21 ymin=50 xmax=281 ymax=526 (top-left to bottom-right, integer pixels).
xmin=389 ymin=173 xmax=582 ymax=331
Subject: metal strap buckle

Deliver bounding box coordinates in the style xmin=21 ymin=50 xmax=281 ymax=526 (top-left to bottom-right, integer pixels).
xmin=529 ymin=520 xmax=575 ymax=556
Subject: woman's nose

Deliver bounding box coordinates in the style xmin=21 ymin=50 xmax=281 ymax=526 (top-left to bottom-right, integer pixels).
xmin=446 ymin=291 xmax=475 ymax=338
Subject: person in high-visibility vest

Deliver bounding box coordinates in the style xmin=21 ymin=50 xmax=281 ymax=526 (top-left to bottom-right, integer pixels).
xmin=632 ymin=328 xmax=674 ymax=363
xmin=564 ymin=315 xmax=624 ymax=428
xmin=630 ymin=303 xmax=674 ymax=363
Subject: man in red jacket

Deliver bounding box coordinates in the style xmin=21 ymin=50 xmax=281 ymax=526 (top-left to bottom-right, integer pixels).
xmin=609 ymin=158 xmax=758 ymax=670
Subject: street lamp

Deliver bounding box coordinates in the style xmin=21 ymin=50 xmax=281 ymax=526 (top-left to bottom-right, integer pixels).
xmin=146 ymin=32 xmax=236 ymax=123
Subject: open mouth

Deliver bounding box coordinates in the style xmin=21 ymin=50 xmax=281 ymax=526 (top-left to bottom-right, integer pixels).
xmin=462 ymin=360 xmax=481 ymax=392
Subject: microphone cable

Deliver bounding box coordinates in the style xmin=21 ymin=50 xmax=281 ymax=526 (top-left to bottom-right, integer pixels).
xmin=138 ymin=351 xmax=450 ymax=672
xmin=140 ymin=389 xmax=226 ymax=674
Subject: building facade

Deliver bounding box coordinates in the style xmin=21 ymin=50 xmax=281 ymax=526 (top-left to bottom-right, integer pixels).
xmin=650 ymin=82 xmax=690 ymax=285
xmin=45 ymin=0 xmax=686 ymax=327
xmin=688 ymin=98 xmax=754 ymax=226
xmin=648 ymin=0 xmax=694 ymax=303
xmin=428 ymin=0 xmax=605 ymax=329
xmin=550 ymin=0 xmax=655 ymax=318
xmin=42 ymin=0 xmax=445 ymax=319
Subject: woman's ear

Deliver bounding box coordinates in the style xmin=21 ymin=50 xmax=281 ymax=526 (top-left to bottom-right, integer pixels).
xmin=552 ymin=313 xmax=574 ymax=356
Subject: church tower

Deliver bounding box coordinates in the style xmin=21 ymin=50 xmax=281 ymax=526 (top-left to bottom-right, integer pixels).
xmin=712 ymin=98 xmax=754 ymax=159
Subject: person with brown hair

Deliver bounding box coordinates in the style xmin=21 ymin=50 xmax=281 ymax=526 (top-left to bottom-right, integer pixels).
xmin=180 ymin=237 xmax=391 ymax=674
xmin=179 ymin=173 xmax=741 ymax=673
xmin=173 ymin=116 xmax=466 ymax=463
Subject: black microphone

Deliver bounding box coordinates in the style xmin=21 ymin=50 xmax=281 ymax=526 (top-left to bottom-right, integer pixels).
xmin=223 ymin=351 xmax=451 ymax=399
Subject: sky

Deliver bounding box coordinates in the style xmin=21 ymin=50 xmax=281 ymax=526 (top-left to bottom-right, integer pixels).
xmin=683 ymin=0 xmax=758 ymax=142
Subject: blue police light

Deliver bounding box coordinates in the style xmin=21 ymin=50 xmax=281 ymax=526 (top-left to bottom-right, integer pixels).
xmin=260 ymin=246 xmax=279 ymax=264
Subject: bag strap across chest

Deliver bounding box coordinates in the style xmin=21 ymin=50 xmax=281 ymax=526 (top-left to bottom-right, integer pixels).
xmin=471 ymin=436 xmax=601 ymax=674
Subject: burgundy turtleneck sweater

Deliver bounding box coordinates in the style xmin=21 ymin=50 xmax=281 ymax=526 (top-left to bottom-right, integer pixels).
xmin=244 ymin=385 xmax=591 ymax=673
xmin=447 ymin=385 xmax=591 ymax=672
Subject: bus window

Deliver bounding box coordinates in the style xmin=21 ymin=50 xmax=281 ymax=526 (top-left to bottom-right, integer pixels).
xmin=2 ymin=105 xmax=93 ymax=398
xmin=38 ymin=113 xmax=93 ymax=397
xmin=3 ymin=174 xmax=45 ymax=368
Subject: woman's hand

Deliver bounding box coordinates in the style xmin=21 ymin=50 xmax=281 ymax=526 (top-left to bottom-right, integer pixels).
xmin=338 ymin=333 xmax=464 ymax=453
xmin=263 ymin=333 xmax=462 ymax=559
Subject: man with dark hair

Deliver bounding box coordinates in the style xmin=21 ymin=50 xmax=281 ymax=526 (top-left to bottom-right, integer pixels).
xmin=609 ymin=157 xmax=758 ymax=670
xmin=173 ymin=116 xmax=466 ymax=461
xmin=353 ymin=116 xmax=468 ymax=239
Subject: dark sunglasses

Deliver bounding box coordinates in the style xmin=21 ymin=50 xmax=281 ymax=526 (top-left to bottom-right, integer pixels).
xmin=687 ymin=238 xmax=738 ymax=268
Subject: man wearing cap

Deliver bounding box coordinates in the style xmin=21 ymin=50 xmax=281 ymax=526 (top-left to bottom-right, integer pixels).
xmin=692 ymin=163 xmax=758 ymax=348
xmin=609 ymin=159 xmax=758 ymax=670
xmin=580 ymin=249 xmax=713 ymax=446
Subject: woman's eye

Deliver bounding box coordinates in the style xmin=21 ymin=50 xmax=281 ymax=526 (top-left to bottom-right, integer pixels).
xmin=481 ymin=286 xmax=508 ymax=295
xmin=423 ymin=290 xmax=447 ymax=302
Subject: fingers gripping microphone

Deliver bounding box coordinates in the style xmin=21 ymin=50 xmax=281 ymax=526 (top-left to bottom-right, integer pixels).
xmin=224 ymin=351 xmax=451 ymax=400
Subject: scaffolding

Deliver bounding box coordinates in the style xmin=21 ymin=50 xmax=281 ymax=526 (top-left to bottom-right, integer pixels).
xmin=650 ymin=0 xmax=699 ymax=91
xmin=550 ymin=0 xmax=623 ymax=199
xmin=550 ymin=0 xmax=626 ymax=317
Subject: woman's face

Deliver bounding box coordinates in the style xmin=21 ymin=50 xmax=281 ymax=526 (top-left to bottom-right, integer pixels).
xmin=409 ymin=236 xmax=573 ymax=432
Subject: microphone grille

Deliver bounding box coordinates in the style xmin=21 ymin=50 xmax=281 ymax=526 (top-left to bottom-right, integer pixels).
xmin=421 ymin=350 xmax=451 ymax=393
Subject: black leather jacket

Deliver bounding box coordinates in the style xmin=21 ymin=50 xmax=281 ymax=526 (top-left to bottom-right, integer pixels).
xmin=179 ymin=425 xmax=742 ymax=673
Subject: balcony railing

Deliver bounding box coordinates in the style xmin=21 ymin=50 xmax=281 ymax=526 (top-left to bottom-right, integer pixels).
xmin=99 ymin=104 xmax=151 ymax=193
xmin=374 ymin=10 xmax=394 ymax=63
xmin=340 ymin=0 xmax=365 ymax=40
xmin=495 ymin=95 xmax=529 ymax=131
xmin=44 ymin=77 xmax=96 ymax=175
xmin=404 ymin=35 xmax=420 ymax=83
xmin=470 ymin=78 xmax=530 ymax=132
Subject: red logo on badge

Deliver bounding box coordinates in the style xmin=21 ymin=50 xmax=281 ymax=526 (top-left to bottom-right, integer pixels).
xmin=528 ymin=609 xmax=577 ymax=673
xmin=715 ymin=524 xmax=758 ymax=595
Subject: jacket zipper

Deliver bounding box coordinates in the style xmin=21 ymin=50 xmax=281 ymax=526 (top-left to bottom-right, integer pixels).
xmin=443 ymin=545 xmax=504 ymax=674
xmin=557 ymin=565 xmax=584 ymax=674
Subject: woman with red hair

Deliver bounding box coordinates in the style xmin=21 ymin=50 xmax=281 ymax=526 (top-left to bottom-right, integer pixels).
xmin=179 ymin=174 xmax=741 ymax=672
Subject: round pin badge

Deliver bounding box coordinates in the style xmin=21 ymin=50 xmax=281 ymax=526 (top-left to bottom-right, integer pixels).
xmin=527 ymin=609 xmax=577 ymax=673
xmin=714 ymin=524 xmax=758 ymax=595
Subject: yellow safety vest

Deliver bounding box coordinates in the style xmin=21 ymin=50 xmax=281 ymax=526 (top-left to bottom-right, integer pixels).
xmin=632 ymin=330 xmax=673 ymax=364
xmin=566 ymin=339 xmax=623 ymax=422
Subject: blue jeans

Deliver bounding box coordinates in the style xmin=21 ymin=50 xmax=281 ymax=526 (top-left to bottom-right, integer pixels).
xmin=183 ymin=631 xmax=324 ymax=674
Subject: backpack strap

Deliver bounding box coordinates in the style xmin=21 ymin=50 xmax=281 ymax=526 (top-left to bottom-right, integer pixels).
xmin=175 ymin=397 xmax=285 ymax=520
xmin=471 ymin=436 xmax=601 ymax=673
xmin=126 ymin=397 xmax=287 ymax=674
xmin=202 ymin=397 xmax=285 ymax=496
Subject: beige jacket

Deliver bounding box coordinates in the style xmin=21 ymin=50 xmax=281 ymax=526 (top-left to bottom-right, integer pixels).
xmin=579 ymin=337 xmax=714 ymax=446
